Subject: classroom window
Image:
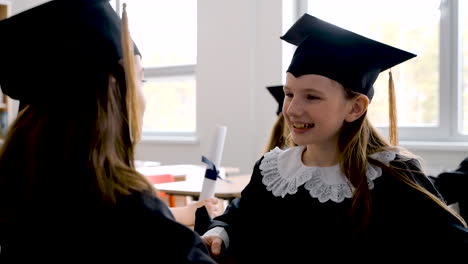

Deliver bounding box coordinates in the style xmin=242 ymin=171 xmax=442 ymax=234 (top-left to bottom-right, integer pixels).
xmin=302 ymin=0 xmax=468 ymax=142
xmin=113 ymin=0 xmax=197 ymax=136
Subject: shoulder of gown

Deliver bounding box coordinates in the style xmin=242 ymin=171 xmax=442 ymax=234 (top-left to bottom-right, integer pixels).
xmin=389 ymin=154 xmax=444 ymax=199
xmin=116 ymin=191 xmax=217 ymax=264
xmin=373 ymin=156 xmax=468 ymax=249
xmin=0 ymin=191 xmax=217 ymax=264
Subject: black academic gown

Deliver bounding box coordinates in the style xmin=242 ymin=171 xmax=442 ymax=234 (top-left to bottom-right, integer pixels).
xmin=207 ymin=155 xmax=468 ymax=263
xmin=0 ymin=191 xmax=217 ymax=264
xmin=429 ymin=157 xmax=468 ymax=222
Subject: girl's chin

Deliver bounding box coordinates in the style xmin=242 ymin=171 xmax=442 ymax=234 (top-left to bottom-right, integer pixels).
xmin=290 ymin=136 xmax=312 ymax=146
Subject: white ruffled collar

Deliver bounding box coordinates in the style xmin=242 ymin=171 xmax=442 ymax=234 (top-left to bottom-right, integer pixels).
xmin=259 ymin=145 xmax=397 ymax=203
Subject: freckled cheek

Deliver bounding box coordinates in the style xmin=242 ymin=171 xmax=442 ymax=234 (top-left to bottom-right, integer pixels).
xmin=283 ymin=112 xmax=294 ymax=129
xmin=282 ymin=102 xmax=292 ymax=122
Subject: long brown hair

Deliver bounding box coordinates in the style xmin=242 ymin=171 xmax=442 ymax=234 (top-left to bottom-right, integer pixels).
xmin=0 ymin=67 xmax=155 ymax=221
xmin=337 ymin=88 xmax=467 ymax=230
xmin=91 ymin=70 xmax=156 ymax=203
xmin=0 ymin=39 xmax=154 ymax=224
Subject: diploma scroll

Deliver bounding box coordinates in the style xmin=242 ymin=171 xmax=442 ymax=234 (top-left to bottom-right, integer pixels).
xmin=199 ymin=125 xmax=227 ymax=200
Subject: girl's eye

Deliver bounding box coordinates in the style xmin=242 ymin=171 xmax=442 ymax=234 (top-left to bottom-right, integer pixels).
xmin=285 ymin=93 xmax=293 ymax=98
xmin=307 ymin=95 xmax=320 ymax=100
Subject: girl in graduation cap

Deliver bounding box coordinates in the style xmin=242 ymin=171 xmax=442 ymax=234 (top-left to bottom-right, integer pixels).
xmin=201 ymin=14 xmax=468 ymax=263
xmin=0 ymin=1 xmax=217 ymax=263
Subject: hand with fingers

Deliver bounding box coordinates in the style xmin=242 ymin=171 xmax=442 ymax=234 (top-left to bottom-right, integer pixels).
xmin=170 ymin=197 xmax=222 ymax=227
xmin=201 ymin=235 xmax=224 ymax=256
xmin=195 ymin=197 xmax=222 ymax=218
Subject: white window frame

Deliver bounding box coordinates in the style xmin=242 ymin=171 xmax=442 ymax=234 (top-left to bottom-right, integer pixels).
xmin=297 ymin=0 xmax=468 ymax=146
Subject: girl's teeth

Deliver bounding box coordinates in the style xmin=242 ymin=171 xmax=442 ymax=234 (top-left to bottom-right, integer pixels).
xmin=294 ymin=123 xmax=314 ymax=128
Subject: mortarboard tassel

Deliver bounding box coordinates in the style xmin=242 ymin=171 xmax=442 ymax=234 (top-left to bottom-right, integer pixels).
xmin=388 ymin=70 xmax=398 ymax=146
xmin=121 ymin=3 xmax=141 ymax=143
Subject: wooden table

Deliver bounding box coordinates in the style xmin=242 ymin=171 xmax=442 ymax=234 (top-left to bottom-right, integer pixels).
xmin=137 ymin=164 xmax=241 ymax=182
xmin=154 ymin=174 xmax=251 ymax=201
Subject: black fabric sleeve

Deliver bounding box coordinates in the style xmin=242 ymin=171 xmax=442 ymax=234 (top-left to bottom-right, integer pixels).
xmin=391 ymin=155 xmax=444 ymax=200
xmin=206 ymin=158 xmax=264 ymax=232
xmin=428 ymin=157 xmax=468 ymax=222
xmin=194 ymin=205 xmax=211 ymax=236
xmin=428 ymin=157 xmax=468 ymax=205
xmin=136 ymin=192 xmax=218 ymax=264
xmin=385 ymin=157 xmax=468 ymax=252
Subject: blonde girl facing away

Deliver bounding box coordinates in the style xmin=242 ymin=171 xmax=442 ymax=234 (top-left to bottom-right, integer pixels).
xmin=0 ymin=1 xmax=216 ymax=263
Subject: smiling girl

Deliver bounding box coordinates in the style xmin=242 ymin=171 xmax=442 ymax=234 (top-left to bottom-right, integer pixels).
xmin=201 ymin=13 xmax=468 ymax=263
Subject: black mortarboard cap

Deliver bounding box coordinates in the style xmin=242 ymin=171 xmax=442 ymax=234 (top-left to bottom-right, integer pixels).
xmin=0 ymin=0 xmax=140 ymax=105
xmin=281 ymin=13 xmax=416 ymax=100
xmin=266 ymin=85 xmax=284 ymax=116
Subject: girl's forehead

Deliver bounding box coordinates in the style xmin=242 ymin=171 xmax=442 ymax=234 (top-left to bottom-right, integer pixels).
xmin=285 ymin=73 xmax=343 ymax=91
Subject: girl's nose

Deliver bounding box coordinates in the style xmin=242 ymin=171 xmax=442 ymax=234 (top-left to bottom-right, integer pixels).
xmin=285 ymin=98 xmax=303 ymax=117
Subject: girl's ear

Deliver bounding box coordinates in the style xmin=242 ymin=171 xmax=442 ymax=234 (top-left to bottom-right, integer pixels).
xmin=345 ymin=94 xmax=369 ymax=122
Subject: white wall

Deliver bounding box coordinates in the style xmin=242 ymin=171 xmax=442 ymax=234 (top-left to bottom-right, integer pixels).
xmin=136 ymin=0 xmax=283 ymax=174
xmin=409 ymin=148 xmax=467 ymax=176
xmin=11 ymin=0 xmax=49 ymax=14
xmin=9 ymin=0 xmax=468 ymax=176
xmin=11 ymin=0 xmax=283 ymax=174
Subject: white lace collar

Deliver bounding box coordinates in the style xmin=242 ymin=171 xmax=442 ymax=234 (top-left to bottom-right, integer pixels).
xmin=259 ymin=146 xmax=397 ymax=203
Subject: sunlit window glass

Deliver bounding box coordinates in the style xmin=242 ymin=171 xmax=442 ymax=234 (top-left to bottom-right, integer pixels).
xmin=143 ymin=76 xmax=196 ymax=133
xmin=115 ymin=1 xmax=197 ymax=134
xmin=124 ymin=1 xmax=197 ymax=68
xmin=308 ymin=0 xmax=440 ymax=127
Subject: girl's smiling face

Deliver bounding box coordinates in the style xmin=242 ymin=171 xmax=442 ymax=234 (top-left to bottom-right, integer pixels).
xmin=283 ymin=73 xmax=355 ymax=148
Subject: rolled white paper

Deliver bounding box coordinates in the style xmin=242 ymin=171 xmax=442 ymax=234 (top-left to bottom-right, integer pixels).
xmin=199 ymin=125 xmax=227 ymax=200
xmin=199 ymin=177 xmax=216 ymax=200
xmin=208 ymin=125 xmax=227 ymax=169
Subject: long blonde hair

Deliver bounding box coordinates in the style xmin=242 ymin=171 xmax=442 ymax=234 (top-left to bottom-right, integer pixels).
xmin=337 ymin=88 xmax=467 ymax=230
